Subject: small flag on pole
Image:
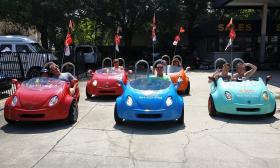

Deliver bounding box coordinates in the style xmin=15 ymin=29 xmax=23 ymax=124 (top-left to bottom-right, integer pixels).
xmin=173 ymin=35 xmax=180 ymax=46
xmin=115 ymin=34 xmax=121 ymax=52
xmin=225 ymin=18 xmax=236 ymax=51
xmin=179 ymin=26 xmax=185 ymax=33
xmin=152 ymin=13 xmax=156 ymax=42
xmin=64 ymin=32 xmax=73 ymax=56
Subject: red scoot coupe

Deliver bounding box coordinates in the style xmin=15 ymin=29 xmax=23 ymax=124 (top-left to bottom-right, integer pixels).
xmin=86 ymin=57 xmax=128 ymax=98
xmin=4 ymin=62 xmax=80 ymax=124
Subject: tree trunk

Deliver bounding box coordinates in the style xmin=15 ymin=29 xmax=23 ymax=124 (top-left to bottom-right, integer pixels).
xmin=39 ymin=26 xmax=49 ymax=50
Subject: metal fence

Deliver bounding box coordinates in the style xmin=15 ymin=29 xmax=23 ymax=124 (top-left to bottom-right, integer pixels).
xmin=0 ymin=52 xmax=52 ymax=79
xmin=0 ymin=52 xmax=52 ymax=97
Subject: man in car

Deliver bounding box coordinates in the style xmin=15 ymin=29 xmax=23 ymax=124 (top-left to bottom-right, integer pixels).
xmin=49 ymin=63 xmax=78 ymax=96
xmin=233 ymin=62 xmax=257 ymax=79
xmin=208 ymin=63 xmax=231 ymax=82
xmin=155 ymin=62 xmax=170 ymax=80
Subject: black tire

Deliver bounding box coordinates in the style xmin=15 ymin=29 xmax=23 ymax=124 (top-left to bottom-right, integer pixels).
xmin=4 ymin=116 xmax=16 ymax=124
xmin=114 ymin=104 xmax=123 ymax=124
xmin=67 ymin=102 xmax=78 ymax=124
xmin=208 ymin=96 xmax=217 ymax=116
xmin=177 ymin=107 xmax=184 ymax=124
xmin=86 ymin=87 xmax=91 ymax=99
xmin=185 ymin=81 xmax=190 ymax=95
xmin=266 ymin=104 xmax=276 ymax=117
xmin=27 ymin=67 xmax=42 ymax=78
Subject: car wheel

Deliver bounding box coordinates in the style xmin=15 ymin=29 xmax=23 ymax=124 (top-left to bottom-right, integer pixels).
xmin=114 ymin=104 xmax=123 ymax=124
xmin=86 ymin=88 xmax=91 ymax=99
xmin=266 ymin=104 xmax=276 ymax=117
xmin=4 ymin=116 xmax=16 ymax=124
xmin=68 ymin=102 xmax=78 ymax=124
xmin=177 ymin=107 xmax=184 ymax=124
xmin=185 ymin=81 xmax=190 ymax=95
xmin=208 ymin=96 xmax=217 ymax=116
xmin=27 ymin=67 xmax=41 ymax=78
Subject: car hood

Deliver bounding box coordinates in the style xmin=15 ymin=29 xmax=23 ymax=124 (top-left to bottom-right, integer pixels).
xmin=17 ymin=83 xmax=66 ymax=108
xmin=127 ymin=86 xmax=173 ymax=110
xmin=93 ymin=73 xmax=123 ymax=87
xmin=218 ymin=78 xmax=266 ymax=103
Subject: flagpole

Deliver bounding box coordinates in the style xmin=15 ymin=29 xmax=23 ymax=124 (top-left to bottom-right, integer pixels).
xmin=230 ymin=42 xmax=233 ymax=77
xmin=114 ymin=48 xmax=116 ymax=59
xmin=173 ymin=31 xmax=181 ymax=56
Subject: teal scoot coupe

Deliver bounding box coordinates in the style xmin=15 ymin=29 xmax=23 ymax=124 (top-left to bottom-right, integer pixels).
xmin=208 ymin=58 xmax=276 ymax=117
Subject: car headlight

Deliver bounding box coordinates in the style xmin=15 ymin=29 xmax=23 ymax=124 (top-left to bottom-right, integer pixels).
xmin=126 ymin=96 xmax=133 ymax=106
xmin=262 ymin=91 xmax=269 ymax=101
xmin=49 ymin=96 xmax=58 ymax=107
xmin=225 ymin=91 xmax=232 ymax=100
xmin=92 ymin=80 xmax=98 ymax=86
xmin=166 ymin=96 xmax=173 ymax=107
xmin=11 ymin=96 xmax=18 ymax=107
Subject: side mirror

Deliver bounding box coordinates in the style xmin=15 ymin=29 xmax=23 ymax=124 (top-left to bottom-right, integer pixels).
xmin=265 ymin=75 xmax=272 ymax=85
xmin=208 ymin=76 xmax=217 ymax=87
xmin=11 ymin=79 xmax=20 ymax=89
xmin=118 ymin=79 xmax=126 ymax=90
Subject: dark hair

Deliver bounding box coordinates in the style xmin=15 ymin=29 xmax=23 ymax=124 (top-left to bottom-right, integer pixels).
xmin=223 ymin=63 xmax=230 ymax=67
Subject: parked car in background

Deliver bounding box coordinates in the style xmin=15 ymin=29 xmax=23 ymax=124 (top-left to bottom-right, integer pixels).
xmin=0 ymin=35 xmax=57 ymax=78
xmin=75 ymin=45 xmax=101 ymax=68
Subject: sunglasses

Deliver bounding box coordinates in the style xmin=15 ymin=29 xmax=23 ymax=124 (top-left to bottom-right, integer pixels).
xmin=157 ymin=67 xmax=163 ymax=69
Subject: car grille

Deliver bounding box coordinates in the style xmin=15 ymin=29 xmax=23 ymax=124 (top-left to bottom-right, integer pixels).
xmin=137 ymin=114 xmax=162 ymax=118
xmin=20 ymin=114 xmax=45 ymax=118
xmin=236 ymin=108 xmax=260 ymax=112
xmin=99 ymin=90 xmax=115 ymax=93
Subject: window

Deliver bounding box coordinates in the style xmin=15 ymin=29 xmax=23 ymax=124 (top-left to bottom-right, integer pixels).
xmin=0 ymin=44 xmax=12 ymax=52
xmin=16 ymin=45 xmax=31 ymax=52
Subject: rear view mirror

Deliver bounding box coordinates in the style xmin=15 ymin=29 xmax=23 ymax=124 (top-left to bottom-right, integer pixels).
xmin=265 ymin=75 xmax=272 ymax=85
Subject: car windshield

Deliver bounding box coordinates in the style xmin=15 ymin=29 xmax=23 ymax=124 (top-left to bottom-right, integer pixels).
xmin=30 ymin=43 xmax=45 ymax=52
xmin=23 ymin=77 xmax=65 ymax=90
xmin=167 ymin=65 xmax=182 ymax=73
xmin=130 ymin=77 xmax=171 ymax=90
xmin=96 ymin=68 xmax=123 ymax=74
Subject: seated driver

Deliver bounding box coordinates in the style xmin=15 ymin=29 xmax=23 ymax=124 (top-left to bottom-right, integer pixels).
xmin=154 ymin=62 xmax=170 ymax=80
xmin=208 ymin=63 xmax=231 ymax=82
xmin=49 ymin=63 xmax=78 ymax=96
xmin=113 ymin=59 xmax=123 ymax=70
xmin=233 ymin=62 xmax=257 ymax=80
xmin=171 ymin=58 xmax=182 ymax=67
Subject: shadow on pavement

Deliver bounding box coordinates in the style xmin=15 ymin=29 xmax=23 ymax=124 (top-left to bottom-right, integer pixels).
xmin=85 ymin=96 xmax=118 ymax=103
xmin=113 ymin=121 xmax=185 ymax=135
xmin=211 ymin=113 xmax=279 ymax=124
xmin=1 ymin=121 xmax=72 ymax=134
